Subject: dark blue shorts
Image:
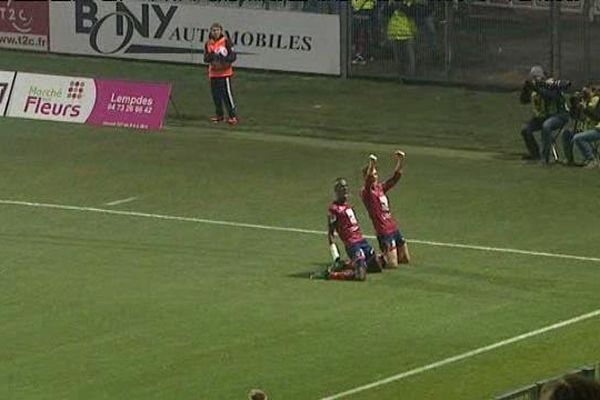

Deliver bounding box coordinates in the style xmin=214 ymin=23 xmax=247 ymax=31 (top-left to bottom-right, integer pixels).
xmin=345 ymin=239 xmax=375 ymax=262
xmin=377 ymin=230 xmax=406 ymax=252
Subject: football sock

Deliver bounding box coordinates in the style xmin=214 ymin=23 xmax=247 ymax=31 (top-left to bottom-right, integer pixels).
xmin=328 ymin=270 xmax=356 ymax=281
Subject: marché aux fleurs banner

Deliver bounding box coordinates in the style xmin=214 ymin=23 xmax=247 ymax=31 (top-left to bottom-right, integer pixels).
xmin=1 ymin=71 xmax=171 ymax=130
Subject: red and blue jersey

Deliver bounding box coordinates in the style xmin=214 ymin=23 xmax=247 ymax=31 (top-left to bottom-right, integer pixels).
xmin=360 ymin=171 xmax=401 ymax=236
xmin=328 ymin=201 xmax=364 ymax=247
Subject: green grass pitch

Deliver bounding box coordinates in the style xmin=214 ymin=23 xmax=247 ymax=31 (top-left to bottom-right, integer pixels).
xmin=1 ymin=50 xmax=599 ymax=400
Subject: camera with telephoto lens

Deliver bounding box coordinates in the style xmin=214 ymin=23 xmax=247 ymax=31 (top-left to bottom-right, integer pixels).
xmin=535 ymin=78 xmax=571 ymax=92
xmin=568 ymin=91 xmax=584 ymax=119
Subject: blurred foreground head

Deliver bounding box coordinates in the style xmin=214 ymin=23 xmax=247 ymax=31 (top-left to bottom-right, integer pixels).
xmin=539 ymin=374 xmax=600 ymax=400
xmin=248 ymin=388 xmax=268 ymax=400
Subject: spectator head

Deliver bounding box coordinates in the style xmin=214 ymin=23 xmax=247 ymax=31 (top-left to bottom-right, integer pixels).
xmin=539 ymin=374 xmax=600 ymax=400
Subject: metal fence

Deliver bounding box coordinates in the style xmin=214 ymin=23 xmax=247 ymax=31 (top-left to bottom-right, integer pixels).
xmin=141 ymin=0 xmax=600 ymax=88
xmin=346 ymin=0 xmax=600 ymax=88
xmin=494 ymin=364 xmax=599 ymax=400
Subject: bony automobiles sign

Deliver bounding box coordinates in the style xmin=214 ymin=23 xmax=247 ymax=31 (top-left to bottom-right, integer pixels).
xmin=74 ymin=0 xmax=178 ymax=55
xmin=50 ymin=0 xmax=340 ymax=75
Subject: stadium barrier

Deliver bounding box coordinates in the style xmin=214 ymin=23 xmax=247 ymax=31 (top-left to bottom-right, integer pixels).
xmin=494 ymin=363 xmax=600 ymax=400
xmin=48 ymin=0 xmax=341 ymax=76
xmin=0 ymin=70 xmax=16 ymax=117
xmin=0 ymin=71 xmax=171 ymax=130
xmin=347 ymin=0 xmax=600 ymax=87
xmin=3 ymin=0 xmax=600 ymax=87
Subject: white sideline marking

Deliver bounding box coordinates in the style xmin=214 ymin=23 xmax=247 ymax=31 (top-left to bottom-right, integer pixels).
xmin=320 ymin=308 xmax=600 ymax=400
xmin=1 ymin=199 xmax=599 ymax=398
xmin=1 ymin=199 xmax=600 ymax=264
xmin=105 ymin=197 xmax=137 ymax=206
xmin=408 ymin=239 xmax=600 ymax=263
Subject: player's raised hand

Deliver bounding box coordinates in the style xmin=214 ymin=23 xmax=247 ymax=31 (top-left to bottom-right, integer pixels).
xmin=395 ymin=150 xmax=406 ymax=171
xmin=369 ymin=154 xmax=378 ymax=163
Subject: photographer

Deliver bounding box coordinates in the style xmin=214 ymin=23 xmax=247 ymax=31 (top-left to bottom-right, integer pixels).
xmin=519 ymin=66 xmax=570 ymax=164
xmin=562 ymin=87 xmax=593 ymax=165
xmin=571 ymin=87 xmax=600 ymax=168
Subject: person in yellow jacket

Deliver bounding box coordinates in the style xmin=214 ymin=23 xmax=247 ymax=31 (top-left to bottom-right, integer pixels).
xmin=386 ymin=0 xmax=416 ymax=76
xmin=571 ymin=88 xmax=600 ymax=168
xmin=562 ymin=87 xmax=596 ymax=166
xmin=352 ymin=0 xmax=377 ymax=64
xmin=519 ymin=75 xmax=547 ymax=160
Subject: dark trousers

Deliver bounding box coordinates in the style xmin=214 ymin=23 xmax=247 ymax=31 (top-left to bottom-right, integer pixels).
xmin=520 ymin=115 xmax=569 ymax=162
xmin=352 ymin=11 xmax=374 ymax=58
xmin=391 ymin=39 xmax=415 ymax=76
xmin=521 ymin=117 xmax=544 ymax=159
xmin=210 ymin=76 xmax=236 ymax=118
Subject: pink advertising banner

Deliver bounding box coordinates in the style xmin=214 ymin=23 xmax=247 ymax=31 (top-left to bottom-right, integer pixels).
xmin=6 ymin=72 xmax=171 ymax=131
xmin=88 ymin=79 xmax=172 ymax=130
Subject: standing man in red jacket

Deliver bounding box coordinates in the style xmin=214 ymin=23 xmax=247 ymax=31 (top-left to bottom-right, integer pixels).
xmin=204 ymin=22 xmax=238 ymax=125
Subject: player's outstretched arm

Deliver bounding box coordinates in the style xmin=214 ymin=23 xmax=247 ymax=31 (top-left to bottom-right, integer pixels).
xmin=327 ymin=215 xmax=337 ymax=245
xmin=327 ymin=216 xmax=343 ymax=271
xmin=383 ymin=150 xmax=405 ymax=192
xmin=394 ymin=150 xmax=406 ymax=172
xmin=364 ymin=154 xmax=377 ymax=186
xmin=368 ymin=153 xmax=377 ymax=170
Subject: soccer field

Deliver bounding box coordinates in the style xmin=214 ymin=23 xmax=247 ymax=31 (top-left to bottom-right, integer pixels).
xmin=1 ymin=51 xmax=599 ymax=400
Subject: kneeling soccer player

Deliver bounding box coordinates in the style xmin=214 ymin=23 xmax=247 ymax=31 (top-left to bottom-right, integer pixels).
xmin=361 ymin=151 xmax=410 ymax=267
xmin=311 ymin=178 xmax=382 ymax=281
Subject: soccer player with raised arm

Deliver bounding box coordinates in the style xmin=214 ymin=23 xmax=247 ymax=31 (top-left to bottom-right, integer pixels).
xmin=361 ymin=151 xmax=410 ymax=268
xmin=311 ymin=178 xmax=382 ymax=281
